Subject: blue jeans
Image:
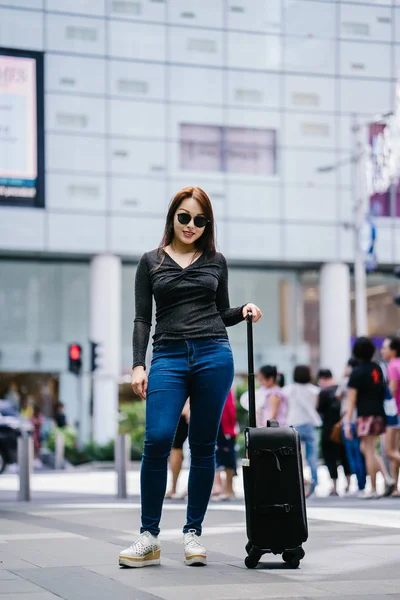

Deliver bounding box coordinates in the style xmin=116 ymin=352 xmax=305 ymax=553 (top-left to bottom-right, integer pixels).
xmin=296 ymin=423 xmax=319 ymax=485
xmin=140 ymin=339 xmax=234 ymax=536
xmin=342 ymin=423 xmax=366 ymax=491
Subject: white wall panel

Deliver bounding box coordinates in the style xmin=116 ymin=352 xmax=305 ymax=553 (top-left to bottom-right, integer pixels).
xmin=107 ymin=0 xmax=166 ymax=22
xmin=46 ymin=94 xmax=106 ymax=134
xmin=340 ymin=41 xmax=391 ymax=79
xmin=339 ymin=115 xmax=372 ymax=152
xmin=283 ymin=114 xmax=336 ymax=150
xmin=0 ymin=7 xmax=43 ymax=50
xmin=110 ymin=61 xmax=165 ymax=101
xmin=283 ymin=149 xmax=336 ymax=186
xmin=227 ymin=183 xmax=281 ymax=220
xmin=2 ymin=0 xmax=43 ymax=8
xmin=228 ymin=221 xmax=283 ymax=260
xmin=169 ymin=65 xmax=223 ymax=105
xmin=340 ymin=79 xmax=392 ymax=114
xmin=46 ymin=54 xmax=106 ymax=96
xmin=46 ymin=13 xmax=105 ymax=55
xmin=396 ymin=8 xmax=400 ymax=45
xmin=46 ymin=173 xmax=107 ymax=212
xmin=109 ymin=20 xmax=165 ymax=61
xmin=284 ymin=187 xmax=337 ymax=222
xmin=228 ymin=32 xmax=281 ymax=71
xmin=227 ymin=108 xmax=280 ymax=130
xmin=338 ymin=226 xmax=353 ymax=262
xmin=340 ymin=4 xmax=392 ymax=42
xmin=394 ymin=45 xmax=400 ymax=79
xmin=395 ymin=221 xmax=400 ymax=263
xmin=109 ymin=215 xmax=165 ymax=255
xmin=284 ymin=0 xmax=336 ymax=39
xmin=168 ymin=0 xmax=224 ymax=29
xmin=228 ymin=71 xmax=280 ymax=109
xmin=169 ymin=26 xmax=223 ymax=67
xmin=283 ymin=224 xmax=338 ymax=261
xmin=47 ymin=213 xmax=107 ymax=253
xmin=284 ymin=37 xmax=336 ymax=75
xmin=284 ymin=75 xmax=336 ymax=113
xmin=46 ymin=0 xmax=105 ymax=15
xmin=110 ymin=100 xmax=165 ymax=139
xmin=0 ymin=208 xmax=45 ymax=251
xmin=110 ymin=139 xmax=166 ymax=176
xmin=339 ymin=189 xmax=353 ymax=222
xmin=227 ymin=0 xmax=281 ymax=34
xmin=342 ymin=0 xmax=391 ymax=4
xmin=46 ymin=134 xmax=106 ymax=174
xmin=110 ymin=178 xmax=168 ymax=214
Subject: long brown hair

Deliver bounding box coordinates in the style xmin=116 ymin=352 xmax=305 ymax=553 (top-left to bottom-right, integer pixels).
xmin=159 ymin=187 xmax=216 ymax=256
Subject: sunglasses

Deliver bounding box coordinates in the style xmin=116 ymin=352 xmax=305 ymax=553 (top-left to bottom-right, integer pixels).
xmin=177 ymin=213 xmax=209 ymax=228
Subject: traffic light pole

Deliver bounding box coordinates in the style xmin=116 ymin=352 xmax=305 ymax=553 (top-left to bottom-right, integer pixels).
xmin=77 ymin=372 xmax=84 ymax=449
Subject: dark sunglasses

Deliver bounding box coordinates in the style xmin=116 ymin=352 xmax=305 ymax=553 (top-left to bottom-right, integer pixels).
xmin=177 ymin=213 xmax=209 ymax=228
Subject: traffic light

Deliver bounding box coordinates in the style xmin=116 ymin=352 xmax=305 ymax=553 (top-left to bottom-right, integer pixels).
xmin=90 ymin=340 xmax=101 ymax=373
xmin=68 ymin=343 xmax=82 ymax=375
xmin=394 ymin=266 xmax=400 ymax=307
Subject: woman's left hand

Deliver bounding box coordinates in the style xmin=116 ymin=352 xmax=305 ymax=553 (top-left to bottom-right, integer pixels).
xmin=242 ymin=303 xmax=263 ymax=323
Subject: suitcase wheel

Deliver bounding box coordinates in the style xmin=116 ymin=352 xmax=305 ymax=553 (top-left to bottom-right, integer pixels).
xmin=244 ymin=547 xmax=262 ymax=569
xmin=282 ymin=547 xmax=305 ymax=569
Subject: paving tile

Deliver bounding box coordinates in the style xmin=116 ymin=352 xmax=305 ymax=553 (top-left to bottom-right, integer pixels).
xmin=0 ymin=579 xmax=49 ymax=594
xmin=0 ymin=570 xmax=19 ymax=580
xmin=146 ymin=582 xmax=336 ymax=599
xmin=0 ymin=594 xmax=61 ymax=600
xmin=13 ymin=566 xmax=165 ymax=600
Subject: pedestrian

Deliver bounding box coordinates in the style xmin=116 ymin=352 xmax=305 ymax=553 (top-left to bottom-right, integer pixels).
xmin=54 ymin=402 xmax=67 ymax=429
xmin=256 ymin=365 xmax=288 ymax=427
xmin=119 ymin=186 xmax=262 ymax=568
xmin=165 ymin=399 xmax=190 ymax=499
xmin=212 ymin=388 xmax=238 ymax=501
xmin=283 ymin=365 xmax=321 ymax=498
xmin=344 ymin=337 xmax=395 ymax=499
xmin=380 ymin=336 xmax=400 ymax=496
xmin=317 ymin=369 xmax=351 ymax=496
xmin=31 ymin=404 xmax=44 ymax=468
xmin=336 ymin=358 xmax=366 ymax=493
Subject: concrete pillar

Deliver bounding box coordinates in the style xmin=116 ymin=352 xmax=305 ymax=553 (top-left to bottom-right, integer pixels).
xmin=90 ymin=255 xmax=122 ymax=444
xmin=320 ymin=263 xmax=351 ymax=381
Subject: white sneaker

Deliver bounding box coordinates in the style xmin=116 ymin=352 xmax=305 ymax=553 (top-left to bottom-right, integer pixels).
xmin=358 ymin=490 xmax=379 ymax=500
xmin=183 ymin=530 xmax=207 ymax=566
xmin=119 ymin=532 xmax=161 ymax=568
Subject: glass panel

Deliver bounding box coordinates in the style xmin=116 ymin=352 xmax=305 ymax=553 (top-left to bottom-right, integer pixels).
xmin=180 ymin=124 xmax=222 ymax=171
xmin=225 ymin=127 xmax=276 ymax=175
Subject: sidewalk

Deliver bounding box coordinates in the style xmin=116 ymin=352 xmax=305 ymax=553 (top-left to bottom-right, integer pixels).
xmin=1 ymin=467 xmax=400 ymax=599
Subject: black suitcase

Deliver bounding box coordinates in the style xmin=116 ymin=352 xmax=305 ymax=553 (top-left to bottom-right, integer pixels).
xmin=242 ymin=313 xmax=308 ymax=569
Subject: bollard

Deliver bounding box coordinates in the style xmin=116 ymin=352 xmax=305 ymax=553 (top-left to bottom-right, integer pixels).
xmin=18 ymin=432 xmax=33 ymax=502
xmin=115 ymin=434 xmax=131 ymax=499
xmin=54 ymin=431 xmax=65 ymax=470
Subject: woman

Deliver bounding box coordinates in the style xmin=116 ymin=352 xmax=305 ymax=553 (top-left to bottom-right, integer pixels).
xmin=164 ymin=399 xmax=190 ymax=500
xmin=119 ymin=187 xmax=262 ymax=568
xmin=344 ymin=337 xmax=394 ymax=499
xmin=380 ymin=336 xmax=400 ymax=496
xmin=283 ymin=365 xmax=321 ymax=498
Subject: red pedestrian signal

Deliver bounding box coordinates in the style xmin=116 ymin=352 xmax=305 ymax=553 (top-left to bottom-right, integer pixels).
xmin=68 ymin=343 xmax=82 ymax=375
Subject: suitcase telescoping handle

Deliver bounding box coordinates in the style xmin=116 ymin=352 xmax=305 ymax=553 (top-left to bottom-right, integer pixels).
xmin=246 ymin=312 xmax=257 ymax=428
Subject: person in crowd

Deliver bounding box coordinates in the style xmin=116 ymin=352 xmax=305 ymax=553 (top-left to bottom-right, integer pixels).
xmin=317 ymin=369 xmax=351 ymax=496
xmin=5 ymin=382 xmax=20 ymax=413
xmin=20 ymin=394 xmax=34 ymax=421
xmin=165 ymin=399 xmax=190 ymax=499
xmin=54 ymin=402 xmax=67 ymax=429
xmin=212 ymin=388 xmax=238 ymax=501
xmin=381 ymin=336 xmax=400 ymax=496
xmin=336 ymin=358 xmax=366 ymax=493
xmin=344 ymin=337 xmax=395 ymax=499
xmin=239 ymin=365 xmax=287 ymax=427
xmin=31 ymin=404 xmax=44 ymax=467
xmin=256 ymin=365 xmax=288 ymax=427
xmin=119 ymin=186 xmax=262 ymax=568
xmin=276 ymin=372 xmax=285 ymax=388
xmin=283 ymin=365 xmax=321 ymax=498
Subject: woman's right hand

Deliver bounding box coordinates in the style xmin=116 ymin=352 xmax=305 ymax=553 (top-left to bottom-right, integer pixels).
xmin=131 ymin=366 xmax=148 ymax=399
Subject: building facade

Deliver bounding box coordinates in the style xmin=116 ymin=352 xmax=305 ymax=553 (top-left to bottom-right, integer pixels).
xmin=1 ymin=0 xmax=400 ymax=442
